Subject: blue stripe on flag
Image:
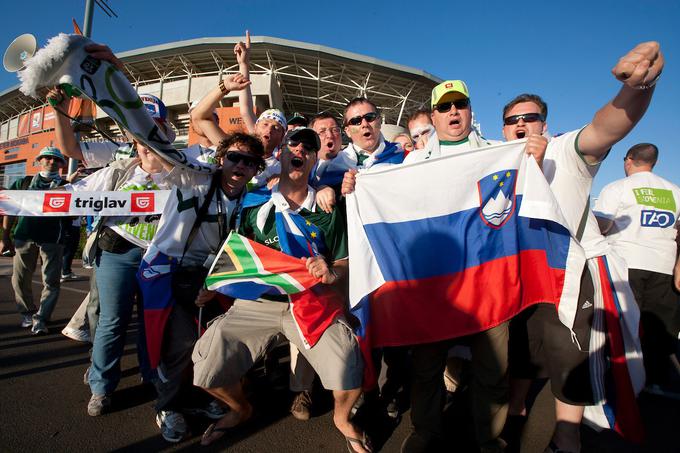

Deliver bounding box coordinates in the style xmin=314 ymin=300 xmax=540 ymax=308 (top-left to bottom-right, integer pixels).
xmin=362 ymin=196 xmax=570 ymax=282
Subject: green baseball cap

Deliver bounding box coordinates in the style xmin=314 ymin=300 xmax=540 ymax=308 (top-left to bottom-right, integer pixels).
xmin=431 ymin=80 xmax=470 ymax=107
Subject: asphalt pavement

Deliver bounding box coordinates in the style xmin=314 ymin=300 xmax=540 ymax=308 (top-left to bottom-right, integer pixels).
xmin=1 ymin=257 xmax=678 ymax=452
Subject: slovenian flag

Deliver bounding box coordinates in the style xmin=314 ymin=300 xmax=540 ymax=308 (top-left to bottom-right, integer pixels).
xmin=346 ymin=140 xmax=586 ymax=355
xmin=207 ymin=232 xmax=345 ymax=348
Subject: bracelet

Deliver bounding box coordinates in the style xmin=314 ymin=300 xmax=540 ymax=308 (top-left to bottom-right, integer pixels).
xmin=634 ymin=71 xmax=661 ymax=90
xmin=218 ymin=79 xmax=228 ymax=95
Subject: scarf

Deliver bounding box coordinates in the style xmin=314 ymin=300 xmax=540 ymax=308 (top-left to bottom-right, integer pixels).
xmin=18 ymin=33 xmax=212 ymax=174
xmin=404 ymin=130 xmax=498 ymax=163
xmin=339 ymin=135 xmax=405 ymax=170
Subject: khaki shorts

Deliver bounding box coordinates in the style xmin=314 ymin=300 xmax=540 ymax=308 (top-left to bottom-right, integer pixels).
xmin=192 ymin=300 xmax=363 ymax=391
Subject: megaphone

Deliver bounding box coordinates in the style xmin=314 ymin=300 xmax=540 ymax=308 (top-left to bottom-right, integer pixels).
xmin=3 ymin=34 xmax=37 ymax=72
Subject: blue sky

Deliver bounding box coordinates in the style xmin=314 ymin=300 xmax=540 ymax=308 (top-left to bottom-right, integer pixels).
xmin=2 ymin=0 xmax=678 ymax=195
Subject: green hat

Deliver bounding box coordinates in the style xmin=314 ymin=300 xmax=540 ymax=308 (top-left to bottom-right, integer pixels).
xmin=287 ymin=112 xmax=308 ymax=127
xmin=431 ymin=80 xmax=470 ymax=107
xmin=36 ymin=146 xmax=66 ymax=163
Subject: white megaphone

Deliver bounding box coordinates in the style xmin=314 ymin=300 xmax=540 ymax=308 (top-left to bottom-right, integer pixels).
xmin=3 ymin=34 xmax=37 ymax=72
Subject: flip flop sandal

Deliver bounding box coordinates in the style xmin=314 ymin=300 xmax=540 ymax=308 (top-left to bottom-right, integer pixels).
xmin=200 ymin=423 xmax=230 ymax=446
xmin=201 ymin=410 xmax=256 ymax=447
xmin=345 ymin=432 xmax=373 ymax=453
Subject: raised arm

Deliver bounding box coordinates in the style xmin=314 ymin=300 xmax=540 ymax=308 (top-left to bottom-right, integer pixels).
xmin=190 ymin=74 xmax=251 ymax=146
xmin=47 ymin=87 xmax=84 ymax=161
xmin=578 ymin=42 xmax=664 ymax=163
xmin=234 ymin=30 xmax=257 ymax=133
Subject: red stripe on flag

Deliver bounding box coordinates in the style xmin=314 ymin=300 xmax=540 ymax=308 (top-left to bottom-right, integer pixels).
xmin=244 ymin=237 xmax=318 ymax=289
xmin=145 ymin=308 xmax=173 ymax=369
xmin=369 ymin=250 xmax=565 ymax=347
xmin=597 ymin=256 xmax=644 ymax=444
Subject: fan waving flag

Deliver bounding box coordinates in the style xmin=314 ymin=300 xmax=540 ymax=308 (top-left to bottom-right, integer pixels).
xmin=346 ymin=140 xmax=587 ymax=350
xmin=207 ymin=232 xmax=345 ymax=349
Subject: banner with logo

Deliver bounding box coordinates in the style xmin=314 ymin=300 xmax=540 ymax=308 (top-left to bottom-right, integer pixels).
xmin=0 ymin=190 xmax=169 ymax=216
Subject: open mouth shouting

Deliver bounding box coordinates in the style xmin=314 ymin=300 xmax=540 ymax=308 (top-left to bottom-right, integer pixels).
xmin=290 ymin=156 xmax=305 ymax=168
xmin=515 ymin=128 xmax=527 ymax=139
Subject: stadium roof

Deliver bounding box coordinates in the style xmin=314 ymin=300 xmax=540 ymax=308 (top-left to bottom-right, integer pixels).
xmin=0 ymin=35 xmax=441 ymax=125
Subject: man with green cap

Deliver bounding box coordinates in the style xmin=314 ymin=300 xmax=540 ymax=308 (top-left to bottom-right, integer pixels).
xmin=1 ymin=147 xmax=70 ymax=334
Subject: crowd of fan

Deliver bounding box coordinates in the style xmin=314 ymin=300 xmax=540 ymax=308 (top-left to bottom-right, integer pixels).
xmin=1 ymin=36 xmax=678 ymax=453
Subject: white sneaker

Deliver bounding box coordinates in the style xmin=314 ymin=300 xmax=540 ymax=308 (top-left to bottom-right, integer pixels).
xmin=21 ymin=314 xmax=33 ymax=328
xmin=61 ymin=326 xmax=91 ymax=343
xmin=156 ymin=410 xmax=188 ymax=443
xmin=60 ymin=272 xmax=81 ymax=282
xmin=31 ymin=316 xmax=48 ymax=335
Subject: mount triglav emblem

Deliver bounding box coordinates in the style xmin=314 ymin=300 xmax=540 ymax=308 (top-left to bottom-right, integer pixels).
xmin=477 ymin=169 xmax=517 ymax=228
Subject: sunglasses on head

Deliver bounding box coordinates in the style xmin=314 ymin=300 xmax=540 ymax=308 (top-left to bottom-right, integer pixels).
xmin=503 ymin=112 xmax=545 ymax=126
xmin=345 ymin=111 xmax=379 ymax=126
xmin=433 ymin=98 xmax=470 ymax=113
xmin=224 ymin=151 xmax=262 ymax=169
xmin=287 ymin=139 xmax=317 ymax=153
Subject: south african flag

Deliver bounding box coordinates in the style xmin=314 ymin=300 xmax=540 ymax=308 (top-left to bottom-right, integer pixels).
xmin=206 ymin=232 xmax=346 ymax=349
xmin=206 ymin=232 xmax=318 ymax=300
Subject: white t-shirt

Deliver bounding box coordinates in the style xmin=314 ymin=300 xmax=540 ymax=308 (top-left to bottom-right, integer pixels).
xmin=439 ymin=139 xmax=475 ymax=156
xmin=542 ymin=129 xmax=608 ymax=258
xmin=594 ymin=171 xmax=680 ymax=274
xmin=66 ymin=164 xmax=169 ymax=248
xmin=146 ymin=169 xmax=241 ymax=267
xmin=249 ymin=155 xmax=280 ymax=188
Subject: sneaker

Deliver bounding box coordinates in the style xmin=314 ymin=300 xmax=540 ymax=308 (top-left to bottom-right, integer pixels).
xmin=61 ymin=326 xmax=91 ymax=343
xmin=290 ymin=390 xmax=312 ymax=421
xmin=386 ymin=397 xmax=400 ymax=419
xmin=60 ymin=272 xmax=80 ymax=282
xmin=87 ymin=394 xmax=111 ymax=416
xmin=156 ymin=410 xmax=188 ymax=443
xmin=643 ymin=383 xmax=680 ymax=400
xmin=184 ymin=400 xmax=229 ymax=420
xmin=21 ymin=314 xmax=33 ymax=328
xmin=31 ymin=316 xmax=48 ymax=335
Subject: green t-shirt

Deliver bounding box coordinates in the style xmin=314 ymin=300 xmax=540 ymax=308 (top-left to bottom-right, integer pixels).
xmin=10 ymin=176 xmax=69 ymax=243
xmin=239 ymin=202 xmax=348 ymax=262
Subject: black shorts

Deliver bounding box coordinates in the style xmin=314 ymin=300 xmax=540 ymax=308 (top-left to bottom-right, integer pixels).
xmin=628 ymin=268 xmax=680 ymax=384
xmin=509 ymin=265 xmax=595 ymax=405
xmin=628 ymin=268 xmax=680 ymax=355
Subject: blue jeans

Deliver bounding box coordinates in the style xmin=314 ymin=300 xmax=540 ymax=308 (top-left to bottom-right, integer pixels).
xmin=90 ymin=248 xmax=144 ymax=396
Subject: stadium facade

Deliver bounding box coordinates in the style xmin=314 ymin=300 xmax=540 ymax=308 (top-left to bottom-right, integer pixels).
xmin=0 ymin=35 xmax=442 ymax=188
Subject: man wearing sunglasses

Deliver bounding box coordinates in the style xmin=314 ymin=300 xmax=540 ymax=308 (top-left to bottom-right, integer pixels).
xmin=403 ymin=80 xmax=499 ymax=165
xmin=138 ymin=133 xmax=265 ymax=443
xmin=340 ymin=97 xmax=405 ymax=169
xmin=191 ymin=127 xmax=369 ymax=452
xmin=501 ymin=41 xmax=665 ymax=453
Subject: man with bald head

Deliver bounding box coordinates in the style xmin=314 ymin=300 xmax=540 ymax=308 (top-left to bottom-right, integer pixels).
xmin=595 ymin=143 xmax=680 ymax=398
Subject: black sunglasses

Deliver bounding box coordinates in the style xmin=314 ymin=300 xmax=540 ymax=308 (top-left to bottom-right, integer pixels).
xmin=503 ymin=112 xmax=545 ymax=126
xmin=433 ymin=98 xmax=470 ymax=113
xmin=287 ymin=139 xmax=317 ymax=153
xmin=224 ymin=151 xmax=262 ymax=169
xmin=345 ymin=111 xmax=379 ymax=126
